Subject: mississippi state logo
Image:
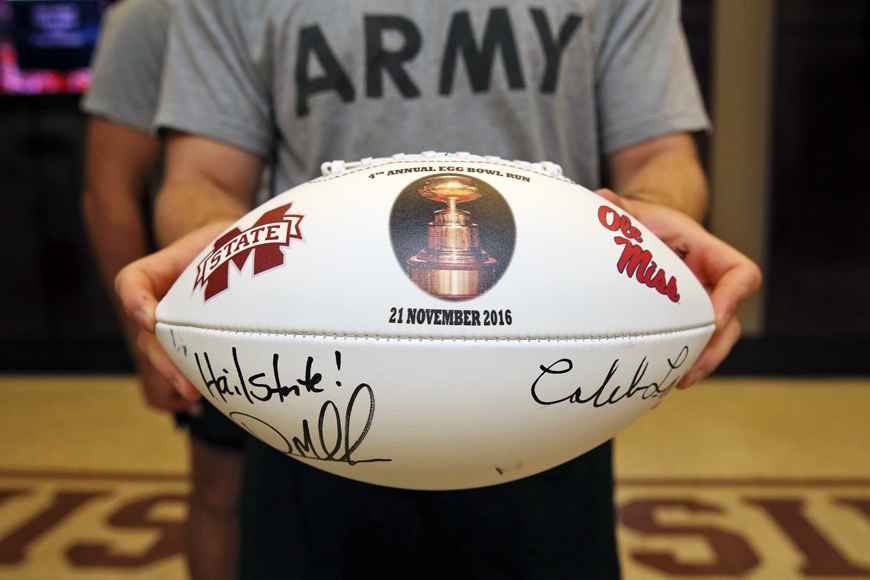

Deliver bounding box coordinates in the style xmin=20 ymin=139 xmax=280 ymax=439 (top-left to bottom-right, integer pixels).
xmin=194 ymin=204 xmax=304 ymax=301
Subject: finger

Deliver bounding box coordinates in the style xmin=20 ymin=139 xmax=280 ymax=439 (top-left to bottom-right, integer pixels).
xmin=116 ymin=246 xmax=201 ymax=332
xmin=116 ymin=259 xmax=163 ymax=332
xmin=115 ymin=221 xmax=232 ymax=332
xmin=134 ymin=353 xmax=203 ymax=414
xmin=593 ymin=188 xmax=629 ymax=210
xmin=649 ymin=220 xmax=760 ymax=331
xmin=706 ymin=256 xmax=763 ymax=330
xmin=677 ymin=315 xmax=742 ymax=389
xmin=137 ymin=330 xmax=202 ymax=401
xmin=142 ymin=381 xmax=201 ymax=413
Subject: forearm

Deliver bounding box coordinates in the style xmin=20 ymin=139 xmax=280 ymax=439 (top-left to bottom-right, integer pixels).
xmin=608 ymin=133 xmax=708 ymax=222
xmin=154 ymin=177 xmax=250 ymax=248
xmin=83 ymin=186 xmax=149 ymax=284
xmin=83 ymin=186 xmax=151 ymax=345
xmin=82 ymin=117 xmax=161 ymax=345
xmin=153 ymin=132 xmax=264 ymax=248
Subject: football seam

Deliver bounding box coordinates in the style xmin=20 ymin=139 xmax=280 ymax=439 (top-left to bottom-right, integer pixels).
xmin=308 ymin=158 xmax=577 ymax=186
xmin=157 ymin=321 xmax=715 ymax=342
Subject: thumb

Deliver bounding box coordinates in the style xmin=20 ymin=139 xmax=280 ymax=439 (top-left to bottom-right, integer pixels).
xmin=593 ymin=188 xmax=623 ymax=208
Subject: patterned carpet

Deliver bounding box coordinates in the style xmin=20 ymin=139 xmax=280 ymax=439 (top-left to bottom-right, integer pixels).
xmin=1 ymin=375 xmax=868 ymax=579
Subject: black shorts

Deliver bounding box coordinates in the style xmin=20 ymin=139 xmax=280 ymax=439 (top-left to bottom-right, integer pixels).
xmin=239 ymin=439 xmax=620 ymax=579
xmin=175 ymin=398 xmax=246 ymax=450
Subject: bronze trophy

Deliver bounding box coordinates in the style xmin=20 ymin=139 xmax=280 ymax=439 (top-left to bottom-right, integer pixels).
xmin=407 ymin=175 xmax=498 ymax=300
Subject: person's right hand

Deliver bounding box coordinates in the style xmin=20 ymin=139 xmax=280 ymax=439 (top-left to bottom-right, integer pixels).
xmin=116 ymin=221 xmax=233 ymax=402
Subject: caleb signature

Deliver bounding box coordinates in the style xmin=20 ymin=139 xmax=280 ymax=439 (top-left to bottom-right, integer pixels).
xmin=531 ymin=346 xmax=690 ymax=407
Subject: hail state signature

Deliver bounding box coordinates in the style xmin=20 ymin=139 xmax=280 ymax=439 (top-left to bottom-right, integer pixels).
xmin=194 ymin=204 xmax=304 ymax=301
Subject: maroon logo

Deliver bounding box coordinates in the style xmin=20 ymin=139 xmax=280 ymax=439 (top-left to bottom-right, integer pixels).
xmin=194 ymin=204 xmax=303 ymax=301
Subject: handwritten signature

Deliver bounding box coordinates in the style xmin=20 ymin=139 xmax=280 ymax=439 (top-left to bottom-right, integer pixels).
xmin=192 ymin=347 xmax=389 ymax=465
xmin=531 ymin=346 xmax=690 ymax=407
xmin=195 ymin=348 xmax=329 ymax=405
xmin=229 ymin=383 xmax=391 ymax=465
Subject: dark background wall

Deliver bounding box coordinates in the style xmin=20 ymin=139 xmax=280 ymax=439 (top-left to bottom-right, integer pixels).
xmin=767 ymin=0 xmax=870 ymax=339
xmin=0 ymin=0 xmax=868 ymax=374
xmin=0 ymin=104 xmax=130 ymax=370
xmin=736 ymin=0 xmax=870 ymax=375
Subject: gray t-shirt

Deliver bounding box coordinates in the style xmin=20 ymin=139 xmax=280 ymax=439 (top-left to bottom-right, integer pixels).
xmin=156 ymin=0 xmax=709 ymax=193
xmin=82 ymin=0 xmax=174 ymax=133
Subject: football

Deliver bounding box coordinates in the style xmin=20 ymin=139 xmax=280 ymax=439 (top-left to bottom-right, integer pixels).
xmin=155 ymin=152 xmax=715 ymax=490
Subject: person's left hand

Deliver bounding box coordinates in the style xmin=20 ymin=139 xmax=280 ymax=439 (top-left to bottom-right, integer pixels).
xmin=595 ymin=189 xmax=762 ymax=389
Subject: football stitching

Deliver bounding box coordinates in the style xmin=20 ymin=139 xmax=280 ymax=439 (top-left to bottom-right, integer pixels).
xmin=157 ymin=322 xmax=716 ymax=342
xmin=169 ymin=155 xmax=707 ymax=344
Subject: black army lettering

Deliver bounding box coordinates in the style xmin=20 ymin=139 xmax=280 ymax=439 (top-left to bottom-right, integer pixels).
xmin=296 ymin=8 xmax=584 ymax=116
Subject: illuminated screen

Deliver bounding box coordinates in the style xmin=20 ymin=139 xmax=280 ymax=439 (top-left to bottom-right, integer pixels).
xmin=1 ymin=0 xmax=108 ymax=96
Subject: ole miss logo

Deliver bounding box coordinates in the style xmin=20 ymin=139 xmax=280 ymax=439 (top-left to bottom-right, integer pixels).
xmin=598 ymin=205 xmax=680 ymax=303
xmin=194 ymin=204 xmax=304 ymax=301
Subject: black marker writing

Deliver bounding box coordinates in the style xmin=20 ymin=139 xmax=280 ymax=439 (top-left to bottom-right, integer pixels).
xmin=196 ymin=348 xmax=259 ymax=404
xmin=229 ymin=383 xmax=390 ymax=465
xmin=297 ymin=356 xmax=324 ymax=394
xmin=531 ymin=346 xmax=690 ymax=407
xmin=195 ymin=349 xmax=336 ymax=404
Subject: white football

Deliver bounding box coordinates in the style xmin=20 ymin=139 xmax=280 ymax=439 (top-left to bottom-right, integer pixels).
xmin=155 ymin=152 xmax=715 ymax=490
